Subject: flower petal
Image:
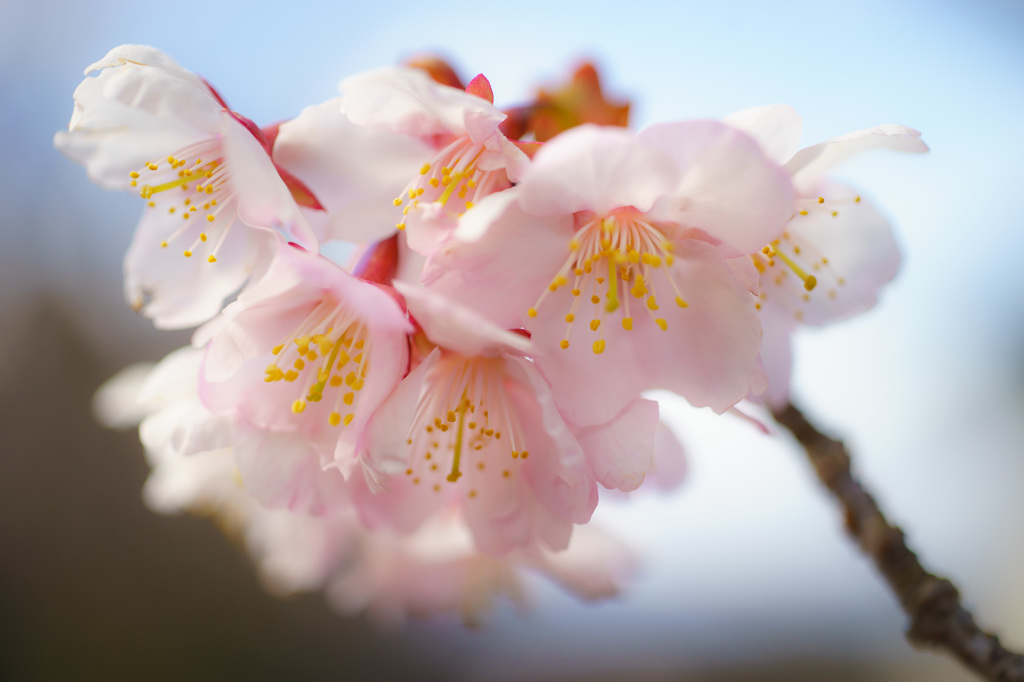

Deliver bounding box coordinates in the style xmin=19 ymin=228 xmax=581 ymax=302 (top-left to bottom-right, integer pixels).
xmin=574 ymin=397 xmax=659 ymax=492
xmin=516 ymin=124 xmax=679 ymax=216
xmin=786 ymin=124 xmax=928 ymax=190
xmin=639 ymin=120 xmax=795 ymax=255
xmin=273 ymin=97 xmax=433 ymax=244
xmin=722 ymin=104 xmax=803 ymax=164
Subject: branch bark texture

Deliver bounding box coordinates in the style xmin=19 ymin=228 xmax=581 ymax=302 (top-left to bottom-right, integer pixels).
xmin=772 ymin=402 xmax=1024 ymax=682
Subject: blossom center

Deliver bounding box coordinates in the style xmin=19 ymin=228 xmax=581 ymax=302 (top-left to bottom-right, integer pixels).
xmin=129 ymin=138 xmax=234 ymax=264
xmin=262 ymin=299 xmax=371 ymax=427
xmin=402 ymin=355 xmax=524 ymax=499
xmin=752 ymin=194 xmax=855 ymax=319
xmin=392 ymin=136 xmax=506 ymax=230
xmin=528 ymin=212 xmax=690 ymax=354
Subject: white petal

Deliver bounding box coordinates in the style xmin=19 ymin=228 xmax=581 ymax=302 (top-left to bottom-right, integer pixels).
xmin=786 ymin=124 xmax=929 ymax=190
xmin=222 ymin=114 xmax=317 ymax=249
xmin=340 ymin=66 xmax=504 ymax=140
xmin=722 ymin=104 xmax=803 ymax=164
xmin=273 ymin=97 xmax=433 ymax=244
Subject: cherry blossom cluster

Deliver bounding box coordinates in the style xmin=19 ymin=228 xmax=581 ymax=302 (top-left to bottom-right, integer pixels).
xmin=57 ymin=45 xmax=926 ymax=623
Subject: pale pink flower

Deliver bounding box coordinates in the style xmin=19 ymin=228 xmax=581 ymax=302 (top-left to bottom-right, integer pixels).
xmin=725 ymin=105 xmax=928 ymax=405
xmin=54 ymin=45 xmax=317 ymax=328
xmin=426 ymin=123 xmax=794 ymax=425
xmin=194 ymin=241 xmax=412 ymax=476
xmin=355 ymin=282 xmax=600 ymax=555
xmin=340 ymin=66 xmax=530 ymax=255
xmin=95 ymin=352 xmax=637 ymax=622
xmin=327 ymin=509 xmax=637 ymax=626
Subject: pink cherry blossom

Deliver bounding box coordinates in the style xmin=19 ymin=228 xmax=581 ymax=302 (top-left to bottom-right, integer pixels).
xmin=426 ymin=123 xmax=794 ymax=425
xmin=95 ymin=348 xmax=637 ymax=623
xmin=355 ymin=282 xmax=599 ymax=555
xmin=725 ymin=105 xmax=928 ymax=405
xmin=54 ymin=45 xmax=317 ymax=328
xmin=194 ymin=240 xmax=412 ymax=475
xmin=340 ymin=66 xmax=529 ymax=255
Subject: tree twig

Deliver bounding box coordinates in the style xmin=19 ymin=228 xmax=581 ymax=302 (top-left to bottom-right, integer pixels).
xmin=772 ymin=402 xmax=1024 ymax=681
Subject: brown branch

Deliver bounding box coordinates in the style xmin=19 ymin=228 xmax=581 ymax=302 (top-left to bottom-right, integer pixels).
xmin=772 ymin=402 xmax=1024 ymax=682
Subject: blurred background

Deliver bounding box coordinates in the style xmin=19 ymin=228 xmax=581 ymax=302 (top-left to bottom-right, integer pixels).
xmin=2 ymin=0 xmax=1023 ymax=679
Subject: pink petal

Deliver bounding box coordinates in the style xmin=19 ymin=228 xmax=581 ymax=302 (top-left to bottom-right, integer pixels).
xmin=574 ymin=397 xmax=659 ymax=492
xmin=639 ymin=120 xmax=795 ymax=255
xmin=516 ymin=124 xmax=679 ymax=217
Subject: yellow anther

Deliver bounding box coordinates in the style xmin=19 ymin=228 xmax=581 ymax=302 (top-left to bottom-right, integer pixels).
xmin=762 ymin=246 xmax=772 ymax=255
xmin=655 ymin=318 xmax=667 ymax=330
xmin=330 ymin=376 xmax=343 ymax=387
xmin=447 ymin=410 xmax=457 ymax=423
xmin=559 ymin=339 xmax=570 ymax=349
xmin=591 ymin=295 xmax=600 ymax=305
xmin=647 ymin=296 xmax=659 ymax=311
xmin=590 ymin=319 xmax=601 ymax=331
xmin=622 ymin=317 xmax=633 ymax=331
xmin=464 ymin=201 xmax=473 ymax=209
xmin=206 ymin=214 xmax=215 ymax=222
xmin=527 ymin=308 xmax=538 ymax=318
xmin=396 ymin=223 xmax=406 ymax=230
xmin=804 ymin=275 xmax=818 ymax=291
xmin=817 ymin=197 xmax=825 ymax=204
xmin=147 ymin=162 xmax=158 ymax=171
xmin=419 ymin=163 xmax=431 ymax=175
xmin=831 ymin=211 xmax=838 ymax=217
xmin=676 ymin=296 xmax=689 ymax=308
xmin=148 ymin=202 xmax=156 ymax=208
xmin=592 ymin=339 xmax=606 ymax=355
xmin=520 ymin=451 xmax=529 ymax=459
xmin=799 ymin=210 xmax=808 ymax=216
xmin=329 ymin=412 xmax=341 ymax=426
xmin=571 ymin=288 xmax=581 ymax=296
xmin=207 ymin=255 xmax=217 ymax=263
xmin=272 ymin=344 xmax=284 ymax=355
xmin=855 ymin=196 xmax=861 ymax=202
xmin=183 ymin=250 xmax=192 ymax=258
xmin=565 ymin=313 xmax=575 ymax=323
xmin=130 ymin=171 xmax=140 ymax=179
xmin=429 ymin=177 xmax=440 ymax=188
xmin=343 ymin=414 xmax=354 ymax=426
xmin=159 ymin=241 xmax=168 ymax=248
xmin=199 ymin=233 xmax=207 ymax=242
xmin=284 ymin=370 xmax=298 ymax=382
xmin=343 ymin=393 xmax=354 ymax=405
xmin=292 ymin=400 xmax=306 ymax=414
xmin=294 ymin=359 xmax=305 ymax=370
xmin=569 ymin=238 xmax=580 ymax=251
